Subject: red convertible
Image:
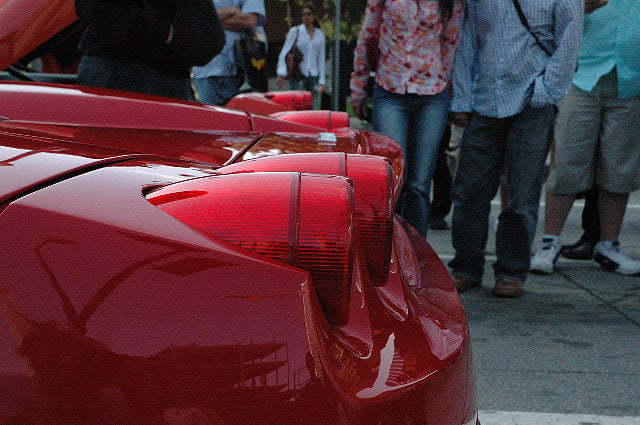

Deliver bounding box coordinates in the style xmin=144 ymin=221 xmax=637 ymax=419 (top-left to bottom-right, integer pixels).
xmin=0 ymin=1 xmax=477 ymax=424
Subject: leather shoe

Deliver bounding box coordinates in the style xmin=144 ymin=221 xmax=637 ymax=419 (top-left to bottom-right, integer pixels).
xmin=493 ymin=277 xmax=524 ymax=298
xmin=560 ymin=239 xmax=596 ymax=260
xmin=451 ymin=272 xmax=481 ymax=292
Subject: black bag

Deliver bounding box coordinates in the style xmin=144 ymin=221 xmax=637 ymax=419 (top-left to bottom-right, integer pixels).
xmin=235 ymin=30 xmax=268 ymax=92
xmin=285 ymin=28 xmax=304 ymax=80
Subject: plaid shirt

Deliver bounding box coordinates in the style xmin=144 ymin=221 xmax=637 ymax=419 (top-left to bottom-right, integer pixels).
xmin=451 ymin=0 xmax=583 ymax=118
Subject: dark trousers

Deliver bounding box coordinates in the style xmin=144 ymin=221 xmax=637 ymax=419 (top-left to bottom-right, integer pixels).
xmin=78 ymin=55 xmax=194 ymax=100
xmin=431 ymin=125 xmax=453 ymax=220
xmin=578 ymin=185 xmax=600 ymax=242
xmin=449 ymin=105 xmax=555 ymax=282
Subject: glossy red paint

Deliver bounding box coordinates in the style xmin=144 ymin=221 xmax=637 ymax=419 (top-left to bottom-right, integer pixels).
xmin=1 ymin=1 xmax=477 ymax=420
xmin=0 ymin=82 xmax=322 ymax=134
xmin=0 ymin=127 xmax=477 ymax=424
xmin=0 ymin=0 xmax=76 ymax=71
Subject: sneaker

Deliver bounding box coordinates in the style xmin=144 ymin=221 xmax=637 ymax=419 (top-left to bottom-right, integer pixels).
xmin=530 ymin=238 xmax=560 ymax=274
xmin=592 ymin=241 xmax=640 ymax=275
xmin=450 ymin=272 xmax=482 ymax=292
xmin=493 ymin=277 xmax=524 ymax=298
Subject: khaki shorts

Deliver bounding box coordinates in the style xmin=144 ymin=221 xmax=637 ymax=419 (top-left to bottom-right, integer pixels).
xmin=546 ymin=76 xmax=640 ymax=195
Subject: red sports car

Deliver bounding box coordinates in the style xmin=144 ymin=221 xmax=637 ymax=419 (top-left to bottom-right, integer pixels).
xmin=0 ymin=2 xmax=478 ymax=424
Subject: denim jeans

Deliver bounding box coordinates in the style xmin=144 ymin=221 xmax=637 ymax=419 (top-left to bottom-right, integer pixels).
xmin=448 ymin=104 xmax=554 ymax=282
xmin=194 ymin=75 xmax=239 ymax=105
xmin=290 ymin=76 xmax=320 ymax=109
xmin=372 ymin=84 xmax=451 ymax=237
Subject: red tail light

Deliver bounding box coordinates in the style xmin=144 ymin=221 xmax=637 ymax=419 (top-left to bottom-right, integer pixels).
xmin=269 ymin=110 xmax=350 ymax=129
xmin=218 ymin=153 xmax=393 ymax=285
xmin=147 ymin=172 xmax=354 ymax=326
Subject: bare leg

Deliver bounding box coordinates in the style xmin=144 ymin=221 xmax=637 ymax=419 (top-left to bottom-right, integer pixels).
xmin=599 ymin=188 xmax=629 ymax=241
xmin=543 ymin=192 xmax=576 ymax=236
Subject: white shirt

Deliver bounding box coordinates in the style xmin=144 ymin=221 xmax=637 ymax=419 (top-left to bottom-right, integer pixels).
xmin=277 ymin=24 xmax=326 ymax=85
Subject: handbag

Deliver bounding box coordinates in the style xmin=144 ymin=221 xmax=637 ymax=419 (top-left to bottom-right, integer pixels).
xmin=285 ymin=27 xmax=304 ymax=79
xmin=235 ymin=30 xmax=268 ymax=92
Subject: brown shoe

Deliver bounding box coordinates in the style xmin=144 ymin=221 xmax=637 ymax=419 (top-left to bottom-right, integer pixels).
xmin=493 ymin=277 xmax=524 ymax=298
xmin=451 ymin=272 xmax=482 ymax=292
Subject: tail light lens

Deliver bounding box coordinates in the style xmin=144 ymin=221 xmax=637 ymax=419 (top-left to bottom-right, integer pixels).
xmin=218 ymin=153 xmax=393 ymax=285
xmin=147 ymin=172 xmax=354 ymax=326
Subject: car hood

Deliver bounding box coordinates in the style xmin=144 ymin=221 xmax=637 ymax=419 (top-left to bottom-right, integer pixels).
xmin=0 ymin=0 xmax=76 ymax=71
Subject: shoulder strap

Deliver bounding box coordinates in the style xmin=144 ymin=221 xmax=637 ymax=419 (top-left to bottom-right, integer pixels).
xmin=511 ymin=0 xmax=552 ymax=57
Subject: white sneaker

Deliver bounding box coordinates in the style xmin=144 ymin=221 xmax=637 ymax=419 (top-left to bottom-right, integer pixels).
xmin=530 ymin=238 xmax=560 ymax=274
xmin=592 ymin=241 xmax=640 ymax=275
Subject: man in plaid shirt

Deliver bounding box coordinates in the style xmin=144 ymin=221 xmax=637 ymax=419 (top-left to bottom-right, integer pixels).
xmin=447 ymin=0 xmax=583 ymax=298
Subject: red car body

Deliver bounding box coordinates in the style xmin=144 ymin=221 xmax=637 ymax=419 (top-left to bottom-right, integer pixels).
xmin=0 ymin=2 xmax=478 ymax=424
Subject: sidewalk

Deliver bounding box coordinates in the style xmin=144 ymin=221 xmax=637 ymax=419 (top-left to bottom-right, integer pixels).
xmin=427 ymin=191 xmax=640 ymax=418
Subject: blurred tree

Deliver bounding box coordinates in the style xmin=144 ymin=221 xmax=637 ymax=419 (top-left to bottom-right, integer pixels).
xmin=265 ymin=0 xmax=366 ymax=42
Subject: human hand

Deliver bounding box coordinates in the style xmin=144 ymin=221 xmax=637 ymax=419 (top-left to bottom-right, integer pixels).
xmin=352 ymin=98 xmax=372 ymax=122
xmin=449 ymin=112 xmax=471 ymax=127
xmin=276 ymin=75 xmax=285 ymax=88
xmin=165 ymin=24 xmax=174 ymax=44
xmin=218 ymin=7 xmax=241 ymax=20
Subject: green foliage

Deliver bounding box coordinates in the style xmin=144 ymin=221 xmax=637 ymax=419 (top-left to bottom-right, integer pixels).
xmin=320 ymin=0 xmax=367 ymax=41
xmin=267 ymin=0 xmax=366 ymax=42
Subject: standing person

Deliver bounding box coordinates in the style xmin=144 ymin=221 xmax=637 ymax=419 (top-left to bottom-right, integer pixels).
xmin=276 ymin=4 xmax=326 ymax=110
xmin=430 ymin=125 xmax=453 ymax=230
xmin=193 ymin=0 xmax=266 ymax=105
xmin=75 ymin=0 xmax=224 ymax=100
xmin=350 ymin=0 xmax=464 ymax=238
xmin=530 ymin=0 xmax=640 ymax=276
xmin=448 ymin=0 xmax=583 ymax=298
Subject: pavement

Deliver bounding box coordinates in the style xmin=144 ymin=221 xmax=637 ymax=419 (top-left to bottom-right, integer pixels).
xmin=426 ymin=191 xmax=640 ymax=424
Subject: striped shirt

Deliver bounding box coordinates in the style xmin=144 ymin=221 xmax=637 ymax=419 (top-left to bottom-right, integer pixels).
xmin=451 ymin=0 xmax=583 ymax=118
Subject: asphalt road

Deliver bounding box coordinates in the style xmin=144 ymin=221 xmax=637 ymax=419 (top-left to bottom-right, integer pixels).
xmin=427 ymin=190 xmax=640 ymax=423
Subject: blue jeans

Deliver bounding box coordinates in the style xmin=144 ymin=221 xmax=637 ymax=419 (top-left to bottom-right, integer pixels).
xmin=372 ymin=84 xmax=451 ymax=237
xmin=194 ymin=76 xmax=239 ymax=105
xmin=449 ymin=105 xmax=555 ymax=282
xmin=290 ymin=76 xmax=320 ymax=109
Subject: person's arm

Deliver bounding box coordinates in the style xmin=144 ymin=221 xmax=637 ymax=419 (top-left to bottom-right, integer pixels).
xmin=349 ymin=0 xmax=384 ymax=118
xmin=439 ymin=0 xmax=464 ymax=80
xmin=223 ymin=0 xmax=265 ymax=31
xmin=276 ymin=27 xmax=296 ymax=79
xmin=530 ymin=0 xmax=583 ymax=107
xmin=221 ymin=11 xmax=259 ymax=31
xmin=450 ymin=0 xmax=475 ymax=125
xmin=216 ymin=6 xmax=241 ymax=21
xmin=317 ymin=30 xmax=327 ymax=87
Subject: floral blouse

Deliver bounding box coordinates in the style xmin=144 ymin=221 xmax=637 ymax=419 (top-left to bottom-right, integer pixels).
xmin=350 ymin=0 xmax=463 ymax=102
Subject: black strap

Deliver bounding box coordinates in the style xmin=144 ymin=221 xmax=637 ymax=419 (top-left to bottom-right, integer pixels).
xmin=511 ymin=0 xmax=552 ymax=57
